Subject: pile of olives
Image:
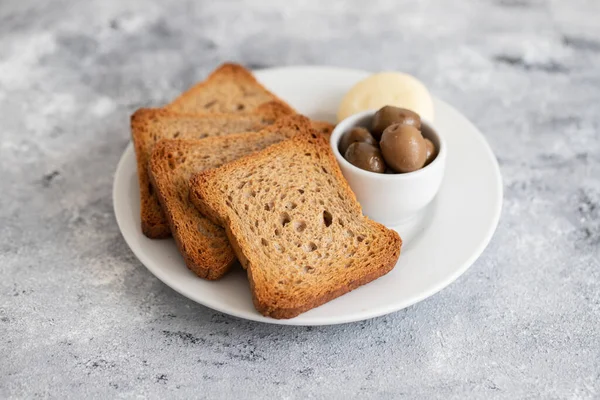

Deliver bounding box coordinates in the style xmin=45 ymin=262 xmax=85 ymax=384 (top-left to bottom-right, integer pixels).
xmin=339 ymin=106 xmax=437 ymax=174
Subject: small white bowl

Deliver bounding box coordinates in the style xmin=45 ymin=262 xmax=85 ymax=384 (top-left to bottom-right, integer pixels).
xmin=330 ymin=109 xmax=447 ymax=226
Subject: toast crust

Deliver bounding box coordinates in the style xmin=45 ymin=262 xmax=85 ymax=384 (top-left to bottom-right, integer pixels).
xmin=190 ymin=131 xmax=401 ymax=318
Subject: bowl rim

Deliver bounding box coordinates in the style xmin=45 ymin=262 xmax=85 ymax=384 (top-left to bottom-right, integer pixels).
xmin=330 ymin=109 xmax=447 ymax=180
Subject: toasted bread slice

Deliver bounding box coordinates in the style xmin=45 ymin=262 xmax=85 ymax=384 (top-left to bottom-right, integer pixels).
xmin=190 ymin=131 xmax=402 ymax=318
xmin=148 ymin=115 xmax=313 ymax=279
xmin=131 ymin=101 xmax=294 ymax=238
xmin=166 ymin=63 xmax=294 ymax=114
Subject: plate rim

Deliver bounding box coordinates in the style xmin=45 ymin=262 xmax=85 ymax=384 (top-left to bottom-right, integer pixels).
xmin=113 ymin=65 xmax=503 ymax=326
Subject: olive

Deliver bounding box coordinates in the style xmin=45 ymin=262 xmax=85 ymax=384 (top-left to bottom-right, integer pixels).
xmin=339 ymin=127 xmax=377 ymax=155
xmin=424 ymin=138 xmax=437 ymax=166
xmin=371 ymin=106 xmax=421 ymax=140
xmin=380 ymin=123 xmax=426 ymax=173
xmin=344 ymin=142 xmax=386 ymax=173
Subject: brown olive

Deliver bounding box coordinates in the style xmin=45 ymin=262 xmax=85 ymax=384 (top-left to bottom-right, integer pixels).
xmin=380 ymin=123 xmax=426 ymax=173
xmin=371 ymin=106 xmax=421 ymax=140
xmin=424 ymin=138 xmax=437 ymax=166
xmin=339 ymin=127 xmax=377 ymax=155
xmin=344 ymin=142 xmax=386 ymax=173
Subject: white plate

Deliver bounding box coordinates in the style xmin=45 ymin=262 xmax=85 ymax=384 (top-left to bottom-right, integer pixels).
xmin=113 ymin=66 xmax=502 ymax=326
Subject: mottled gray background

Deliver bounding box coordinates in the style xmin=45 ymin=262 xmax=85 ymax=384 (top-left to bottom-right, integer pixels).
xmin=1 ymin=0 xmax=599 ymax=398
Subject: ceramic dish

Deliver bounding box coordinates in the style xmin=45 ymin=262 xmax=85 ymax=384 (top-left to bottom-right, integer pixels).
xmin=113 ymin=66 xmax=503 ymax=326
xmin=331 ymin=110 xmax=447 ymax=225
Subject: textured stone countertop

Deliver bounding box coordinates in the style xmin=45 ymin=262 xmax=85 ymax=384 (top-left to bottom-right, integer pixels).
xmin=2 ymin=0 xmax=599 ymax=398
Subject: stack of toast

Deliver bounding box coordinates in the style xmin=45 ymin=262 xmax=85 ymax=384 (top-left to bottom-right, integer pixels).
xmin=131 ymin=63 xmax=401 ymax=319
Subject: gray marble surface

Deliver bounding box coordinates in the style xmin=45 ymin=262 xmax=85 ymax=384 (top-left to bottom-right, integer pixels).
xmin=2 ymin=0 xmax=599 ymax=398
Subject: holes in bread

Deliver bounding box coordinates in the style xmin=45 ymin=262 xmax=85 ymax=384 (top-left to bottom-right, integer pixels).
xmin=303 ymin=242 xmax=317 ymax=252
xmin=304 ymin=153 xmax=311 ymax=157
xmin=303 ymin=265 xmax=315 ymax=274
xmin=357 ymin=235 xmax=365 ymax=243
xmin=280 ymin=212 xmax=291 ymax=227
xmin=318 ymin=199 xmax=324 ymax=206
xmin=273 ymin=243 xmax=284 ymax=253
xmin=244 ymin=190 xmax=256 ymax=199
xmin=204 ymin=100 xmax=217 ymax=109
xmin=338 ymin=192 xmax=344 ymax=200
xmin=323 ymin=210 xmax=333 ymax=227
xmin=173 ymin=131 xmax=180 ymax=139
xmin=261 ymin=238 xmax=268 ymax=246
xmin=236 ymin=104 xmax=245 ymax=111
xmin=321 ymin=166 xmax=328 ymax=174
xmin=298 ymin=189 xmax=305 ymax=195
xmin=255 ymin=220 xmax=259 ymax=228
xmin=264 ymin=202 xmax=274 ymax=211
xmin=345 ymin=261 xmax=353 ymax=269
xmin=345 ymin=229 xmax=354 ymax=238
xmin=274 ymin=228 xmax=281 ymax=237
xmin=244 ymin=204 xmax=249 ymax=211
xmin=287 ymin=255 xmax=296 ymax=262
xmin=311 ymin=133 xmax=317 ymax=139
xmin=285 ymin=202 xmax=297 ymax=210
xmin=280 ymin=193 xmax=287 ymax=200
xmin=201 ymin=154 xmax=211 ymax=160
xmin=294 ymin=221 xmax=306 ymax=233
xmin=148 ymin=183 xmax=154 ymax=195
xmin=338 ymin=219 xmax=344 ymax=227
